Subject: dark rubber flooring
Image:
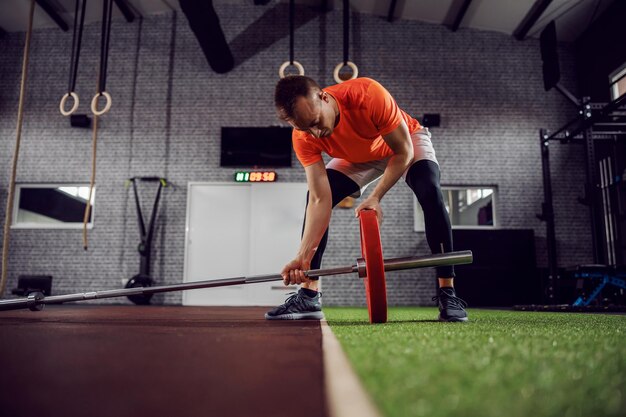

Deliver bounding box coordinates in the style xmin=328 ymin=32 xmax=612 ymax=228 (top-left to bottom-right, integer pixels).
xmin=0 ymin=305 xmax=328 ymax=417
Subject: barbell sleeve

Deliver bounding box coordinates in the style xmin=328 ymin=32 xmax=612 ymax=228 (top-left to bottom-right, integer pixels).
xmin=382 ymin=250 xmax=473 ymax=272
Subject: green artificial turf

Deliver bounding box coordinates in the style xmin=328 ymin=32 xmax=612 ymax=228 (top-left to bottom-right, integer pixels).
xmin=324 ymin=307 xmax=625 ymax=417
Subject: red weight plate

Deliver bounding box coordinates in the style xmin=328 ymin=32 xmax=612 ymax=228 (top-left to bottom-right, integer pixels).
xmin=359 ymin=210 xmax=387 ymax=324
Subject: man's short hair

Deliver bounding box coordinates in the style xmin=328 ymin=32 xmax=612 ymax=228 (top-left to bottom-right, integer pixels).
xmin=274 ymin=75 xmax=321 ymax=121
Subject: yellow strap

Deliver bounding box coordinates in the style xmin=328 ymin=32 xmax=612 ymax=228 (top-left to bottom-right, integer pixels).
xmin=82 ymin=114 xmax=99 ymax=250
xmin=1 ymin=0 xmax=36 ymax=296
xmin=82 ymin=61 xmax=107 ymax=251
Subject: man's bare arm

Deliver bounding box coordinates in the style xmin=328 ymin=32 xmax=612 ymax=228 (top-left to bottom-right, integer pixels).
xmin=281 ymin=160 xmax=332 ymax=285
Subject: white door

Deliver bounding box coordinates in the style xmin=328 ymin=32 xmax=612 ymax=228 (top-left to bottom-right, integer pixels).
xmin=246 ymin=183 xmax=310 ymax=304
xmin=183 ymin=184 xmax=251 ymax=305
xmin=183 ymin=182 xmax=308 ymax=306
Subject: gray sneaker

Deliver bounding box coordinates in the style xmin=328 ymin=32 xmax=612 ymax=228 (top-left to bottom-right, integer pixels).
xmin=432 ymin=287 xmax=469 ymax=322
xmin=265 ymin=289 xmax=325 ymax=320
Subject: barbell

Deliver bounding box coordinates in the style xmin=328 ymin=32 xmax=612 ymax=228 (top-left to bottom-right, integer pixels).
xmin=0 ymin=211 xmax=473 ymax=322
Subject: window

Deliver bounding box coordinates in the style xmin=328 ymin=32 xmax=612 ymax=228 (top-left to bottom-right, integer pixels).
xmin=610 ymin=64 xmax=626 ymax=100
xmin=12 ymin=184 xmax=95 ymax=229
xmin=414 ymin=186 xmax=497 ymax=231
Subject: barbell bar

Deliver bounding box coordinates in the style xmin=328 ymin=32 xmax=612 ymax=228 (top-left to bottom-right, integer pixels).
xmin=0 ymin=250 xmax=472 ymax=312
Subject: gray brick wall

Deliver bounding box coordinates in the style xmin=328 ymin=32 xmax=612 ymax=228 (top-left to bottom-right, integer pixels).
xmin=0 ymin=2 xmax=584 ymax=306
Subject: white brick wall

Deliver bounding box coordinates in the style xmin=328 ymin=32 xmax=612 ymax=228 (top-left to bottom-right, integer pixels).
xmin=0 ymin=3 xmax=584 ymax=306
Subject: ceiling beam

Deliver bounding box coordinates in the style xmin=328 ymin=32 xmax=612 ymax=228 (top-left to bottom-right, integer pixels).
xmin=35 ymin=0 xmax=69 ymax=31
xmin=513 ymin=0 xmax=553 ymax=41
xmin=317 ymin=0 xmax=332 ymax=13
xmin=448 ymin=0 xmax=473 ymax=32
xmin=387 ymin=0 xmax=398 ymax=22
xmin=113 ymin=0 xmax=138 ymax=23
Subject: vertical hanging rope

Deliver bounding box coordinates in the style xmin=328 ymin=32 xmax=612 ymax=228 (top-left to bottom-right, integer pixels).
xmin=82 ymin=112 xmax=99 ymax=250
xmin=1 ymin=0 xmax=36 ymax=297
xmin=83 ymin=0 xmax=113 ymax=249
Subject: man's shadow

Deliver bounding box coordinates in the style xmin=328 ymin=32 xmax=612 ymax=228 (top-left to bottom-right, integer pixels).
xmin=328 ymin=319 xmax=441 ymax=327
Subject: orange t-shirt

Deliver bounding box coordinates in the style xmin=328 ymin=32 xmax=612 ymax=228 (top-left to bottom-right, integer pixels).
xmin=292 ymin=78 xmax=421 ymax=167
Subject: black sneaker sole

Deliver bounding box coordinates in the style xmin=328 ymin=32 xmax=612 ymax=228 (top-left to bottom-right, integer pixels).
xmin=265 ymin=311 xmax=325 ymax=320
xmin=438 ymin=314 xmax=469 ymax=322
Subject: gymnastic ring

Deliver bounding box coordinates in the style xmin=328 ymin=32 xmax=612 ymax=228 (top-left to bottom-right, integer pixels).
xmin=59 ymin=92 xmax=79 ymax=116
xmin=279 ymin=60 xmax=305 ymax=78
xmin=333 ymin=61 xmax=358 ymax=84
xmin=91 ymin=91 xmax=112 ymax=116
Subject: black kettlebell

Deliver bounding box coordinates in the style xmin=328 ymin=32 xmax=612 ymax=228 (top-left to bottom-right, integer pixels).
xmin=125 ymin=274 xmax=154 ymax=305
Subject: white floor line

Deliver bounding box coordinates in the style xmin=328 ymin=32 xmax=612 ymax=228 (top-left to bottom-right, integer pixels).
xmin=320 ymin=319 xmax=383 ymax=417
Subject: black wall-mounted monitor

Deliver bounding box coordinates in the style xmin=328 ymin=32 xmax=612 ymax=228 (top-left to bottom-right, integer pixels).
xmin=220 ymin=127 xmax=293 ymax=167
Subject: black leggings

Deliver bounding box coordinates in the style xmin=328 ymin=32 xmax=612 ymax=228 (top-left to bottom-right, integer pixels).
xmin=405 ymin=160 xmax=455 ymax=278
xmin=305 ymin=160 xmax=455 ymax=279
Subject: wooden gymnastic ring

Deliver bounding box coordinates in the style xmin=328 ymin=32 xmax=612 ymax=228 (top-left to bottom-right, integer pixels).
xmin=359 ymin=209 xmax=387 ymax=323
xmin=59 ymin=92 xmax=79 ymax=116
xmin=279 ymin=60 xmax=305 ymax=78
xmin=91 ymin=91 xmax=112 ymax=116
xmin=333 ymin=61 xmax=358 ymax=84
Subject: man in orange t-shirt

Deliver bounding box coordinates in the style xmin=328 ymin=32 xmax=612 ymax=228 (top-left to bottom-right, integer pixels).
xmin=265 ymin=76 xmax=468 ymax=322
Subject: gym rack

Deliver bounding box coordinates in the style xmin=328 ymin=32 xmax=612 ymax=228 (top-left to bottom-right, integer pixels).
xmin=538 ymin=91 xmax=626 ymax=302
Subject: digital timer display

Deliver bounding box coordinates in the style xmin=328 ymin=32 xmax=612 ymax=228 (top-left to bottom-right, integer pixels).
xmin=234 ymin=171 xmax=277 ymax=182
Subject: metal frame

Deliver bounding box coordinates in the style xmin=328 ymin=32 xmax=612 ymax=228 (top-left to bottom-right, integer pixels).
xmin=573 ymin=269 xmax=626 ymax=307
xmin=128 ymin=177 xmax=166 ymax=280
xmin=538 ymin=92 xmax=626 ymax=301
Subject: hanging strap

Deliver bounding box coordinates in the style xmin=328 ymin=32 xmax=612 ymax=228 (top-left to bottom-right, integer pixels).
xmin=333 ymin=0 xmax=358 ymax=84
xmin=343 ymin=0 xmax=349 ymax=65
xmin=68 ymin=0 xmax=87 ymax=94
xmin=60 ymin=0 xmax=87 ymax=116
xmin=1 ymin=0 xmax=36 ymax=296
xmin=289 ymin=0 xmax=294 ymax=64
xmin=128 ymin=177 xmax=167 ymax=251
xmin=279 ymin=0 xmax=304 ymax=78
xmin=145 ymin=181 xmax=164 ymax=247
xmin=91 ymin=0 xmax=113 ymax=116
xmin=98 ymin=0 xmax=113 ymax=94
xmin=131 ymin=179 xmax=147 ymax=240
